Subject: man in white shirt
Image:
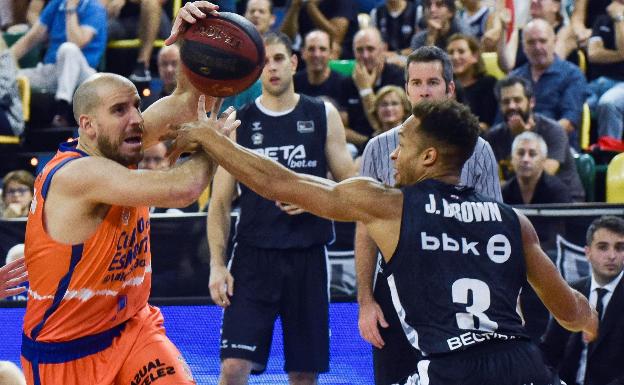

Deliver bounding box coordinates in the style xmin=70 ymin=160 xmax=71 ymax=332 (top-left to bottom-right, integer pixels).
xmin=541 ymin=215 xmax=624 ymax=385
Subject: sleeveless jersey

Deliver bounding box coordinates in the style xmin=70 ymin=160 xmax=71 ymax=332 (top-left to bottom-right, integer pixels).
xmin=23 ymin=141 xmax=152 ymax=342
xmin=234 ymin=95 xmax=333 ymax=249
xmin=384 ymin=179 xmax=528 ymax=355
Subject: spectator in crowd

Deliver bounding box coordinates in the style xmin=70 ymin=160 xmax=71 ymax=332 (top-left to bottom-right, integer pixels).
xmin=366 ymin=85 xmax=410 ymax=137
xmin=0 ymin=33 xmax=23 ymax=136
xmin=446 ymin=33 xmax=498 ymax=130
xmin=369 ymin=0 xmax=423 ymax=56
xmin=9 ymin=0 xmax=107 ymax=127
xmin=502 ymin=131 xmax=572 ymax=204
xmin=509 ymin=18 xmax=588 ymax=147
xmin=587 ymin=0 xmax=624 ymax=141
xmin=0 ymin=361 xmax=26 ymax=385
xmin=485 ymin=75 xmax=586 ymax=202
xmin=207 ymin=32 xmax=354 ymax=385
xmin=498 ymin=0 xmax=579 ymax=71
xmin=569 ymin=0 xmax=611 ymax=50
xmin=458 ymin=0 xmax=494 ymax=40
xmin=105 ymin=0 xmax=171 ymax=82
xmin=280 ymin=0 xmax=358 ymax=59
xmin=410 ymin=0 xmax=466 ymax=50
xmin=220 ymin=0 xmax=275 ymax=112
xmin=141 ymin=44 xmax=179 ymax=109
xmin=1 ymin=170 xmax=34 ymax=219
xmin=245 ymin=0 xmax=275 ymax=36
xmin=541 ymin=215 xmax=624 ymax=385
xmin=339 ymin=27 xmax=404 ymax=151
xmin=4 ymin=243 xmax=28 ymax=301
xmin=294 ymin=29 xmax=347 ymax=98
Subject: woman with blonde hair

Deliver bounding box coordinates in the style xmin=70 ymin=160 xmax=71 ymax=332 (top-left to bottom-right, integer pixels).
xmin=367 ymin=85 xmax=411 ymax=137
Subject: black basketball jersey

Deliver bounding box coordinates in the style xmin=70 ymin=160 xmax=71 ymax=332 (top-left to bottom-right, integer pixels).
xmin=384 ymin=179 xmax=529 ymax=355
xmin=234 ymin=94 xmax=334 ymax=249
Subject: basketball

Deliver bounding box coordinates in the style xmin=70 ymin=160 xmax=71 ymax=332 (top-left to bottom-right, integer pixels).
xmin=180 ymin=12 xmax=265 ymax=97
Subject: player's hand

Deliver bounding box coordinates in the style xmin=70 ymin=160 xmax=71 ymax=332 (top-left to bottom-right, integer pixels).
xmin=582 ymin=308 xmax=599 ymax=343
xmin=358 ymin=299 xmax=388 ymax=349
xmin=276 ymin=201 xmax=306 ymax=215
xmin=165 ymin=1 xmax=219 ymax=46
xmin=209 ymin=264 xmax=234 ymax=308
xmin=0 ymin=256 xmax=28 ymax=300
xmin=167 ymin=95 xmax=240 ymax=163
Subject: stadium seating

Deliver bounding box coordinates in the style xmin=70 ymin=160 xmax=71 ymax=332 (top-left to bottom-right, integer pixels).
xmin=573 ymin=152 xmax=596 ymax=202
xmin=329 ymin=59 xmax=355 ymax=76
xmin=481 ymin=52 xmax=506 ymax=80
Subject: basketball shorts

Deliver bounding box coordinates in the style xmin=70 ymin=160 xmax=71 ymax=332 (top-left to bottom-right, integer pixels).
xmin=21 ymin=305 xmax=195 ymax=385
xmin=411 ymin=339 xmax=559 ymax=385
xmin=220 ymin=243 xmax=330 ymax=374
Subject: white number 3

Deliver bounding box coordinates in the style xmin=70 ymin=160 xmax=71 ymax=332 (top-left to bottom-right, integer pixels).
xmin=452 ymin=278 xmax=498 ymax=332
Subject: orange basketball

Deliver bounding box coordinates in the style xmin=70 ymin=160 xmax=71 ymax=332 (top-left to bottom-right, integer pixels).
xmin=180 ymin=12 xmax=265 ymax=97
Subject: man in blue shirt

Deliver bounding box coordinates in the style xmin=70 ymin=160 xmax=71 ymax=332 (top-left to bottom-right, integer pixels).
xmin=510 ymin=18 xmax=588 ymax=150
xmin=10 ymin=0 xmax=107 ymax=127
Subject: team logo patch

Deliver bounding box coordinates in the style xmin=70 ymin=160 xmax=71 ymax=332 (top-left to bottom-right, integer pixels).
xmin=252 ymin=133 xmax=263 ymax=145
xmin=297 ymin=120 xmax=315 ymax=133
xmin=252 ymin=121 xmax=262 ymax=131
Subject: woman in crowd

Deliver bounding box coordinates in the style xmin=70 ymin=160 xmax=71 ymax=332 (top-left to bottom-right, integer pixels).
xmin=1 ymin=169 xmax=34 ymax=219
xmin=367 ymin=85 xmax=411 ymax=137
xmin=446 ymin=33 xmax=498 ymax=132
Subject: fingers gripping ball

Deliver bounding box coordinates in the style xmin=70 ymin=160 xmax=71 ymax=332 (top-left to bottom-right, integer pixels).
xmin=180 ymin=12 xmax=265 ymax=97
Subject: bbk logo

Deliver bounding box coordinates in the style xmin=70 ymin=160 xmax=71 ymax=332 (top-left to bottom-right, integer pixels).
xmin=252 ymin=144 xmax=318 ymax=169
xmin=420 ymin=231 xmax=511 ymax=263
xmin=252 ymin=121 xmax=262 ymax=131
xmin=251 ymin=133 xmax=263 ymax=145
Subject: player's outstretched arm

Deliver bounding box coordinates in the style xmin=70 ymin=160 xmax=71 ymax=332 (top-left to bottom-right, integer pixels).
xmin=519 ymin=212 xmax=599 ymax=340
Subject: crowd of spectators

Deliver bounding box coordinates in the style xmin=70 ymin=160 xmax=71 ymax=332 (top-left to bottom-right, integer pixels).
xmin=1 ymin=0 xmax=624 ymax=205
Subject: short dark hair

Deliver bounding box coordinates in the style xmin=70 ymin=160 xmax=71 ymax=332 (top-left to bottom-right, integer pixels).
xmin=405 ymin=46 xmax=454 ymax=90
xmin=586 ymin=216 xmax=624 ymax=246
xmin=424 ymin=0 xmax=456 ymax=13
xmin=494 ymin=76 xmax=534 ymax=102
xmin=410 ymin=99 xmax=480 ymax=169
xmin=263 ymin=31 xmax=293 ymax=55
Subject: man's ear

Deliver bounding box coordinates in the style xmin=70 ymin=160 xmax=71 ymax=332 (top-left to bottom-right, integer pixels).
xmin=422 ymin=146 xmax=438 ymax=166
xmin=80 ymin=115 xmax=95 ymax=138
xmin=291 ymin=53 xmax=298 ymax=73
xmin=447 ymin=80 xmax=456 ymax=99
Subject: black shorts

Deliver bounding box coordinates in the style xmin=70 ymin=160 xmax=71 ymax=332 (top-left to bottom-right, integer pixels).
xmin=373 ymin=270 xmax=422 ymax=385
xmin=411 ymin=339 xmax=559 ymax=385
xmin=220 ymin=243 xmax=330 ymax=374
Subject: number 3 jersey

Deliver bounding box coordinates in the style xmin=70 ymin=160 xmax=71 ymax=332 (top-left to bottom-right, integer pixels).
xmin=384 ymin=179 xmax=529 ymax=355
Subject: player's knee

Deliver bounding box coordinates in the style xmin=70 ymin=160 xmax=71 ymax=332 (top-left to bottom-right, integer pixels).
xmin=220 ymin=358 xmax=252 ymax=383
xmin=287 ymin=371 xmax=317 ymax=385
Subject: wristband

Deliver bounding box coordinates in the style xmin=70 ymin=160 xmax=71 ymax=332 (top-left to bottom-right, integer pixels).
xmin=359 ymin=88 xmax=373 ymax=97
xmin=614 ymin=14 xmax=624 ymax=23
xmin=65 ymin=7 xmax=77 ymax=13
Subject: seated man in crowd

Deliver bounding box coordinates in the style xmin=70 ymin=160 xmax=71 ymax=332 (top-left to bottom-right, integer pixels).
xmin=294 ymin=29 xmax=347 ymax=99
xmin=587 ymin=0 xmax=624 ymax=142
xmin=10 ymin=0 xmax=107 ymax=127
xmin=105 ymin=0 xmax=171 ymax=82
xmin=370 ymin=0 xmax=423 ymax=57
xmin=541 ymin=215 xmax=624 ymax=385
xmin=141 ymin=44 xmax=179 ymax=109
xmin=502 ymin=131 xmax=572 ymax=204
xmin=485 ymin=76 xmax=585 ymax=202
xmin=280 ymin=0 xmax=358 ymax=58
xmin=411 ymin=0 xmax=467 ymax=50
xmin=509 ymin=18 xmax=588 ymax=148
xmin=339 ymin=27 xmax=404 ymax=151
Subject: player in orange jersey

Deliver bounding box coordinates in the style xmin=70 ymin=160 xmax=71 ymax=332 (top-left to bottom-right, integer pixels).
xmin=20 ymin=3 xmax=237 ymax=384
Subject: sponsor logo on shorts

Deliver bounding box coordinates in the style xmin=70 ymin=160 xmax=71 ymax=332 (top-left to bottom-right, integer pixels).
xmin=220 ymin=339 xmax=257 ymax=352
xmin=130 ymin=359 xmax=176 ymax=385
xmin=446 ymin=331 xmax=517 ymax=351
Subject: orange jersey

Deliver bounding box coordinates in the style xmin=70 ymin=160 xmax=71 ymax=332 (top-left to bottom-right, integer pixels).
xmin=23 ymin=141 xmax=152 ymax=342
